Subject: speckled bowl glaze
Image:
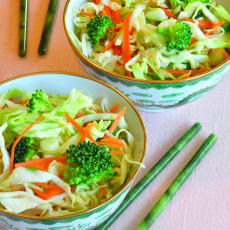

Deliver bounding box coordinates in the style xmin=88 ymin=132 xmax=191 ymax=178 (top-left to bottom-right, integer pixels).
xmin=64 ymin=0 xmax=230 ymax=112
xmin=0 ymin=72 xmax=146 ymax=230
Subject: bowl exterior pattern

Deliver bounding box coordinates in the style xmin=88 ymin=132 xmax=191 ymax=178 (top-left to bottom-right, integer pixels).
xmin=78 ymin=58 xmax=230 ymax=112
xmin=0 ymin=186 xmax=129 ymax=230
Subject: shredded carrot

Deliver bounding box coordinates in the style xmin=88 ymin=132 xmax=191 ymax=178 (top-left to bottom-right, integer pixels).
xmin=99 ymin=187 xmax=108 ymax=196
xmin=111 ymin=150 xmax=124 ymax=155
xmin=65 ymin=113 xmax=96 ymax=143
xmin=98 ymin=137 xmax=125 ymax=148
xmin=113 ymin=45 xmax=122 ymax=56
xmin=158 ymin=6 xmax=177 ymax=19
xmin=103 ymin=40 xmax=115 ymax=52
xmin=181 ymin=18 xmax=194 ymax=23
xmin=111 ymin=10 xmax=122 ymax=24
xmin=205 ymin=20 xmax=225 ymax=36
xmin=104 ymin=5 xmax=112 ymax=18
xmin=122 ymin=13 xmax=132 ymax=63
xmin=15 ymin=156 xmax=66 ymax=171
xmin=190 ymin=38 xmax=198 ymax=45
xmin=20 ymin=99 xmax=28 ymax=105
xmin=109 ymin=107 xmax=127 ymax=134
xmin=93 ymin=0 xmax=100 ymax=4
xmin=31 ymin=183 xmax=65 ymax=200
xmin=10 ymin=116 xmax=43 ymax=172
xmin=79 ymin=11 xmax=95 ymax=18
xmin=74 ymin=113 xmax=84 ymax=119
xmin=198 ymin=20 xmax=213 ymax=29
xmin=110 ymin=103 xmax=120 ymax=113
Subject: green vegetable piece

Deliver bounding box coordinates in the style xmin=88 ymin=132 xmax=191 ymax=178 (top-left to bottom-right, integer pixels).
xmin=10 ymin=137 xmax=36 ymax=164
xmin=64 ymin=141 xmax=115 ymax=186
xmin=157 ymin=21 xmax=192 ymax=51
xmin=170 ymin=0 xmax=212 ymax=8
xmin=97 ymin=122 xmax=202 ymax=230
xmin=19 ymin=0 xmax=28 ymax=57
xmin=27 ymin=90 xmax=53 ymax=113
xmin=38 ymin=0 xmax=59 ymax=55
xmin=137 ymin=134 xmax=217 ymax=230
xmin=86 ymin=16 xmax=113 ymax=48
xmin=145 ymin=8 xmax=168 ymax=22
xmin=222 ymin=23 xmax=230 ymax=32
xmin=213 ymin=4 xmax=230 ymax=23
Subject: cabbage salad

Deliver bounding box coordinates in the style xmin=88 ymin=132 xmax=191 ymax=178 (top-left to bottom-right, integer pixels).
xmin=0 ymin=89 xmax=143 ymax=217
xmin=74 ymin=0 xmax=230 ymax=80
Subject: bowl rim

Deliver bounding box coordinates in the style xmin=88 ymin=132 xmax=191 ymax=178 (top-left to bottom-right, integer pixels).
xmin=63 ymin=0 xmax=230 ymax=85
xmin=0 ymin=71 xmax=147 ymax=221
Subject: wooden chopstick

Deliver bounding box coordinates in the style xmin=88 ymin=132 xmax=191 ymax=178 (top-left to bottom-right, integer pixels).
xmin=19 ymin=0 xmax=28 ymax=57
xmin=97 ymin=122 xmax=202 ymax=230
xmin=38 ymin=0 xmax=59 ymax=56
xmin=137 ymin=134 xmax=217 ymax=230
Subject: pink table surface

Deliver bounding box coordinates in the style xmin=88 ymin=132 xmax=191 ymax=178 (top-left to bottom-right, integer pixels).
xmin=0 ymin=1 xmax=230 ymax=230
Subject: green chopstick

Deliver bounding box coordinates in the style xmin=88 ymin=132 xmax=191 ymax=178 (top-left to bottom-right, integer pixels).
xmin=19 ymin=0 xmax=28 ymax=57
xmin=38 ymin=0 xmax=59 ymax=56
xmin=137 ymin=134 xmax=217 ymax=230
xmin=97 ymin=122 xmax=201 ymax=230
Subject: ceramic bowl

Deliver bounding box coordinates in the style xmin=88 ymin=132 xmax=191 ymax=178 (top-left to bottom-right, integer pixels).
xmin=64 ymin=0 xmax=230 ymax=112
xmin=0 ymin=72 xmax=146 ymax=230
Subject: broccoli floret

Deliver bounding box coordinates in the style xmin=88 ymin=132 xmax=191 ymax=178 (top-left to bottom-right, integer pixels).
xmin=27 ymin=90 xmax=53 ymax=113
xmin=10 ymin=137 xmax=36 ymax=163
xmin=86 ymin=16 xmax=113 ymax=47
xmin=157 ymin=21 xmax=192 ymax=51
xmin=64 ymin=142 xmax=115 ymax=186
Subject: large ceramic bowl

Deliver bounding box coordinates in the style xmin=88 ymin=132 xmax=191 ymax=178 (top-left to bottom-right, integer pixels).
xmin=64 ymin=0 xmax=230 ymax=112
xmin=0 ymin=72 xmax=146 ymax=230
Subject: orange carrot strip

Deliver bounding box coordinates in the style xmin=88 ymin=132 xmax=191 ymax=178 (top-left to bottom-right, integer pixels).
xmin=65 ymin=113 xmax=96 ymax=143
xmin=10 ymin=116 xmax=44 ymax=172
xmin=112 ymin=10 xmax=122 ymax=24
xmin=79 ymin=11 xmax=96 ymax=18
xmin=104 ymin=5 xmax=112 ymax=18
xmin=181 ymin=18 xmax=195 ymax=23
xmin=15 ymin=156 xmax=66 ymax=171
xmin=20 ymin=99 xmax=28 ymax=105
xmin=205 ymin=20 xmax=225 ymax=36
xmin=99 ymin=137 xmax=125 ymax=148
xmin=122 ymin=13 xmax=132 ymax=63
xmin=111 ymin=150 xmax=124 ymax=155
xmin=81 ymin=123 xmax=96 ymax=143
xmin=158 ymin=6 xmax=177 ymax=18
xmin=109 ymin=107 xmax=127 ymax=134
xmin=74 ymin=113 xmax=84 ymax=119
xmin=190 ymin=38 xmax=198 ymax=45
xmin=110 ymin=103 xmax=120 ymax=113
xmin=103 ymin=40 xmax=115 ymax=52
xmin=99 ymin=187 xmax=108 ymax=196
xmin=198 ymin=20 xmax=213 ymax=29
xmin=32 ymin=183 xmax=64 ymax=200
xmin=93 ymin=0 xmax=100 ymax=4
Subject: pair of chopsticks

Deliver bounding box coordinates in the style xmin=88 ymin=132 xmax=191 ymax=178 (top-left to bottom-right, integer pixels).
xmin=96 ymin=122 xmax=217 ymax=230
xmin=19 ymin=0 xmax=59 ymax=57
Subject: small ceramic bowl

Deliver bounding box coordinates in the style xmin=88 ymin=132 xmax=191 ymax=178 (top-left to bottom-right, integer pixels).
xmin=0 ymin=72 xmax=146 ymax=230
xmin=64 ymin=0 xmax=230 ymax=112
